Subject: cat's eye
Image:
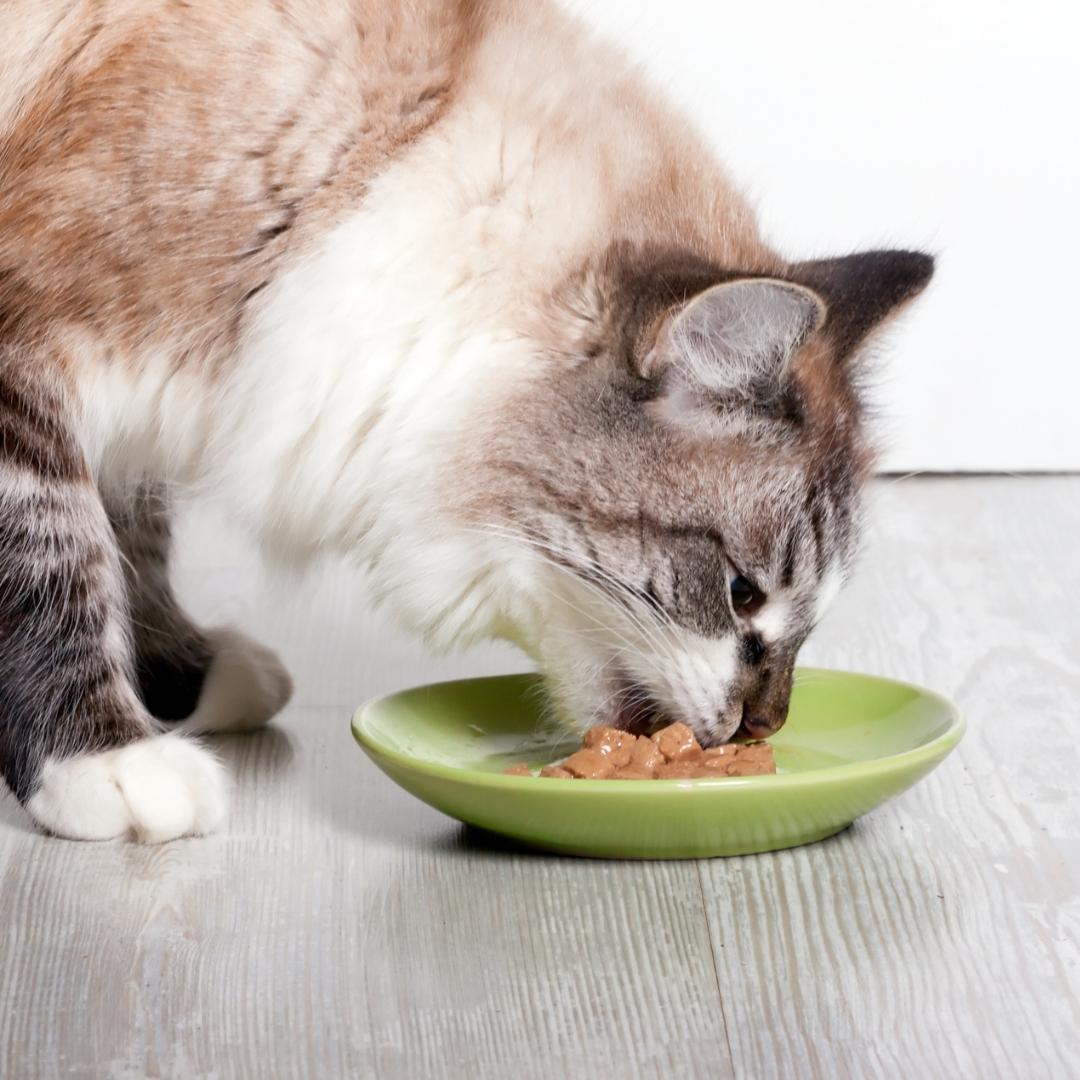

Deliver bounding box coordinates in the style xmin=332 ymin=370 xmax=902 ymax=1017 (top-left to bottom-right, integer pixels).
xmin=730 ymin=574 xmax=765 ymax=616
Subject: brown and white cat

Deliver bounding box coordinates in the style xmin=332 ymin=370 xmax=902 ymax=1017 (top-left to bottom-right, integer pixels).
xmin=0 ymin=0 xmax=933 ymax=842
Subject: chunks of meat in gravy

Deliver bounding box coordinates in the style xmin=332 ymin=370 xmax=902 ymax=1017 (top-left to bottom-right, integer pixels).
xmin=503 ymin=723 xmax=776 ymax=780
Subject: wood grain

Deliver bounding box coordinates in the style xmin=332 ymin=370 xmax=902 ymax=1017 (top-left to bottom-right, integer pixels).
xmin=699 ymin=476 xmax=1080 ymax=1080
xmin=1 ymin=477 xmax=1077 ymax=1079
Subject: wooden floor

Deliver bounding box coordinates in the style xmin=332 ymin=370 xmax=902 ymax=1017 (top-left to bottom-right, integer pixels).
xmin=1 ymin=476 xmax=1078 ymax=1079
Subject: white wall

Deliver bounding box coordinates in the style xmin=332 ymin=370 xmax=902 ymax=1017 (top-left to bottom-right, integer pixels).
xmin=567 ymin=0 xmax=1080 ymax=472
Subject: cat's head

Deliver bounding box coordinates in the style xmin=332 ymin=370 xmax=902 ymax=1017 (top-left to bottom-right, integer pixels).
xmin=465 ymin=246 xmax=934 ymax=745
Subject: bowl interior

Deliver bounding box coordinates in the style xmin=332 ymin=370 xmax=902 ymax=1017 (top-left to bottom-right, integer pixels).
xmin=357 ymin=668 xmax=959 ymax=778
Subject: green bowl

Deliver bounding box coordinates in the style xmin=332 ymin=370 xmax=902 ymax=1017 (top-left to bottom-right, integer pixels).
xmin=351 ymin=669 xmax=964 ymax=859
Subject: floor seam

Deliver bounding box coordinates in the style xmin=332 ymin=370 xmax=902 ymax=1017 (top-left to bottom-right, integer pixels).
xmin=696 ymin=861 xmax=737 ymax=1079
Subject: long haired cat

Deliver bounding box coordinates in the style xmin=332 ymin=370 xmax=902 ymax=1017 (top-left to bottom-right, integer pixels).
xmin=0 ymin=0 xmax=933 ymax=841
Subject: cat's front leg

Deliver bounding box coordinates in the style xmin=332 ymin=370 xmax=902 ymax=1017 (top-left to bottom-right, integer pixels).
xmin=0 ymin=350 xmax=227 ymax=842
xmin=108 ymin=485 xmax=293 ymax=733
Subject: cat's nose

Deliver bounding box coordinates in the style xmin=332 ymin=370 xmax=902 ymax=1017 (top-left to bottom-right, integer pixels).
xmin=737 ymin=667 xmax=794 ymax=739
xmin=706 ymin=700 xmax=783 ymax=746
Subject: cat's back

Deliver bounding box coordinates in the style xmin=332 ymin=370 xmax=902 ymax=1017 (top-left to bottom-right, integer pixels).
xmin=0 ymin=0 xmax=473 ymax=352
xmin=1 ymin=0 xmax=769 ymax=368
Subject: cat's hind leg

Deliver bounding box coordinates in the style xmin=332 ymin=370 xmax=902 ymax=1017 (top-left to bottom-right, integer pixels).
xmin=0 ymin=348 xmax=227 ymax=841
xmin=108 ymin=485 xmax=292 ymax=734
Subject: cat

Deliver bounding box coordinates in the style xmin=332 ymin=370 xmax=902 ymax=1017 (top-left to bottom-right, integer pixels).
xmin=0 ymin=0 xmax=933 ymax=842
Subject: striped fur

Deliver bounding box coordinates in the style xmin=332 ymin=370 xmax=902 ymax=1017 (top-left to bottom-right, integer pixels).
xmin=0 ymin=345 xmax=154 ymax=802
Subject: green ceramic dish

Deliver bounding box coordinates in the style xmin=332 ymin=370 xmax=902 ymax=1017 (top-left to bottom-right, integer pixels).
xmin=352 ymin=669 xmax=964 ymax=859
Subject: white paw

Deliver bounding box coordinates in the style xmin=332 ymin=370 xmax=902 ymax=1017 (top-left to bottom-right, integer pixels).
xmin=182 ymin=628 xmax=292 ymax=734
xmin=27 ymin=733 xmax=227 ymax=843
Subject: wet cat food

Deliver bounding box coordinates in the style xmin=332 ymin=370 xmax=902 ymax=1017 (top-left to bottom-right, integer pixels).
xmin=504 ymin=723 xmax=775 ymax=780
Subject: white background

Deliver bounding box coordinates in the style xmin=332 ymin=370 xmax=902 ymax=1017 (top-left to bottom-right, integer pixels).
xmin=568 ymin=0 xmax=1080 ymax=472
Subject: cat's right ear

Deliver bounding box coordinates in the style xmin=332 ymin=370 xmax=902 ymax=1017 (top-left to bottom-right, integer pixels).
xmin=791 ymin=249 xmax=935 ymax=355
xmin=640 ymin=278 xmax=825 ymax=421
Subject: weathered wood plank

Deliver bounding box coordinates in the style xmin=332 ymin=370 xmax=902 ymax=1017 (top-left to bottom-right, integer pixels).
xmin=698 ymin=476 xmax=1080 ymax=1079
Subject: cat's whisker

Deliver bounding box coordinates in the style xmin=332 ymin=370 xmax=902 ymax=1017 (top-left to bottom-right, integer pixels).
xmin=481 ymin=540 xmax=684 ymax=679
xmin=464 ymin=522 xmax=685 ymax=671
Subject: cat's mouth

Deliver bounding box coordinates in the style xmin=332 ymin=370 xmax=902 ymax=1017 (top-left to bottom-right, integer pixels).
xmin=603 ymin=670 xmax=745 ymax=747
xmin=605 ymin=674 xmax=668 ymax=736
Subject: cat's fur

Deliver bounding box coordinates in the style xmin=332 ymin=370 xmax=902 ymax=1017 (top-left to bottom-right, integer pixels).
xmin=0 ymin=0 xmax=933 ymax=841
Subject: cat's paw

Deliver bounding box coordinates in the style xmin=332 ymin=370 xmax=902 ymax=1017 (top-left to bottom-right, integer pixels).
xmin=27 ymin=733 xmax=227 ymax=843
xmin=182 ymin=628 xmax=293 ymax=734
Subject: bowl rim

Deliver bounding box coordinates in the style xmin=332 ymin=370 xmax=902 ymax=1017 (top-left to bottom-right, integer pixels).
xmin=351 ymin=667 xmax=965 ymax=795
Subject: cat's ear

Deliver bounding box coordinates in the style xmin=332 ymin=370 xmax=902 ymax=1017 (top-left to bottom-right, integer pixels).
xmin=790 ymin=249 xmax=935 ymax=355
xmin=642 ymin=278 xmax=825 ymax=414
